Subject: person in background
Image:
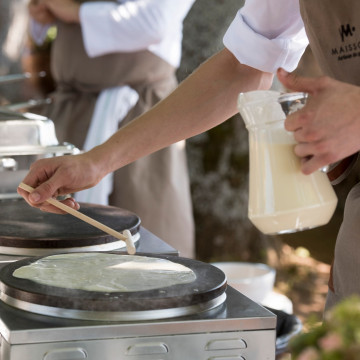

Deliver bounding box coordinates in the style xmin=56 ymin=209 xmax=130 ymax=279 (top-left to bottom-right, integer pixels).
xmin=20 ymin=0 xmax=360 ymax=310
xmin=27 ymin=0 xmax=196 ymax=258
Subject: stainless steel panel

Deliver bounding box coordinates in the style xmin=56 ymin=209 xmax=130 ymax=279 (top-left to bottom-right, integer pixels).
xmin=0 ymin=287 xmax=275 ymax=344
xmin=0 ymin=330 xmax=275 ymax=360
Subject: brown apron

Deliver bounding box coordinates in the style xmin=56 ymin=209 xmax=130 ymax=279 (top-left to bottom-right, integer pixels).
xmin=299 ymin=0 xmax=360 ymax=309
xmin=43 ymin=3 xmax=195 ymax=258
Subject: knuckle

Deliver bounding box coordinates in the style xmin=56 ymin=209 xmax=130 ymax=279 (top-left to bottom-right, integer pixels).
xmin=297 ymin=112 xmax=309 ymax=127
xmin=300 ymin=108 xmax=315 ymax=123
xmin=313 ymin=141 xmax=327 ymax=153
xmin=303 ymin=129 xmax=319 ymax=142
xmin=40 ymin=181 xmax=56 ymax=196
xmin=312 ymin=141 xmax=336 ymax=163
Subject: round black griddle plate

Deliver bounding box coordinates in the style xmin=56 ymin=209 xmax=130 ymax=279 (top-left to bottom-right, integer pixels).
xmin=0 ymin=200 xmax=140 ymax=249
xmin=0 ymin=253 xmax=227 ymax=320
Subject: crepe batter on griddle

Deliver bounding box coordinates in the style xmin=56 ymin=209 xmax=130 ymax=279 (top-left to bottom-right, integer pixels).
xmin=13 ymin=253 xmax=197 ymax=292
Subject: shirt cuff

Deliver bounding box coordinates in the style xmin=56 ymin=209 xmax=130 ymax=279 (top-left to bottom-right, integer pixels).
xmin=223 ymin=13 xmax=308 ymax=73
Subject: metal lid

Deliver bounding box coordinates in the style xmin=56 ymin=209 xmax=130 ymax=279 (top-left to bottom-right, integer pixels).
xmin=0 ymin=111 xmax=59 ymax=149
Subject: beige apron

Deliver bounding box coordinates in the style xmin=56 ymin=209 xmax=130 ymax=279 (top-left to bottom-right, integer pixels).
xmin=43 ymin=3 xmax=195 ymax=258
xmin=300 ymin=0 xmax=360 ymax=309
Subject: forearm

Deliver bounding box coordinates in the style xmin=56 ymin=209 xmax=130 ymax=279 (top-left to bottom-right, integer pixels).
xmin=90 ymin=48 xmax=274 ymax=174
xmin=42 ymin=0 xmax=80 ymax=23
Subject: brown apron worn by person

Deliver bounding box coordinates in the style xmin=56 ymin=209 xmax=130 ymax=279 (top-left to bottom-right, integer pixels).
xmin=41 ymin=2 xmax=195 ymax=258
xmin=300 ymin=0 xmax=360 ymax=310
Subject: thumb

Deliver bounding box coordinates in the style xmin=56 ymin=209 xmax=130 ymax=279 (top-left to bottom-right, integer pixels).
xmin=277 ymin=68 xmax=318 ymax=94
xmin=28 ymin=180 xmax=59 ymax=204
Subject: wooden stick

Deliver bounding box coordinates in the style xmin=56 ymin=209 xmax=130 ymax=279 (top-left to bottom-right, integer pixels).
xmin=18 ymin=182 xmax=136 ymax=255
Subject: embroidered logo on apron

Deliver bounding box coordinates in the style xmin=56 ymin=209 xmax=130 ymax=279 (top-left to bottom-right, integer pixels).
xmin=300 ymin=0 xmax=360 ymax=84
xmin=332 ymin=23 xmax=360 ymax=61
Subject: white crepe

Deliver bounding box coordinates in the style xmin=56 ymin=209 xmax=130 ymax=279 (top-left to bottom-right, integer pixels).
xmin=13 ymin=253 xmax=196 ymax=292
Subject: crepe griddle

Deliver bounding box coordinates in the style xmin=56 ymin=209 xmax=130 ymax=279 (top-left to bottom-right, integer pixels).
xmin=0 ymin=253 xmax=227 ymax=321
xmin=0 ymin=200 xmax=140 ymax=249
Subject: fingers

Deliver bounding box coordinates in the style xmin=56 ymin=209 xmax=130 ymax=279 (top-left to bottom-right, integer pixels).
xmin=277 ymin=68 xmax=330 ymax=174
xmin=299 ymin=155 xmax=329 ymax=175
xmin=293 ymin=141 xmax=338 ymax=174
xmin=17 ymin=180 xmax=80 ymax=214
xmin=277 ymin=68 xmax=320 ymax=94
xmin=284 ymin=110 xmax=309 ymax=133
xmin=284 ymin=105 xmax=319 ymax=141
xmin=277 ymin=69 xmax=360 ymax=176
xmin=278 ymin=69 xmax=320 ymax=134
xmin=18 ymin=153 xmax=101 ymax=212
xmin=39 ymin=197 xmax=80 ymax=214
xmin=29 ymin=1 xmax=55 ymax=24
xmin=18 ymin=159 xmax=65 ymax=208
xmin=17 ymin=179 xmax=54 ymax=208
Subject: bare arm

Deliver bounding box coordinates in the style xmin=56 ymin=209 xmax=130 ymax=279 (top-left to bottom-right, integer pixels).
xmin=28 ymin=0 xmax=55 ymax=25
xmin=95 ymin=49 xmax=273 ymax=173
xmin=19 ymin=48 xmax=273 ymax=212
xmin=29 ymin=0 xmax=80 ymax=24
xmin=44 ymin=0 xmax=80 ymax=22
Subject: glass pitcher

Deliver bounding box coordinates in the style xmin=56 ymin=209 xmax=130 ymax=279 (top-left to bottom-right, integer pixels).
xmin=238 ymin=90 xmax=338 ymax=235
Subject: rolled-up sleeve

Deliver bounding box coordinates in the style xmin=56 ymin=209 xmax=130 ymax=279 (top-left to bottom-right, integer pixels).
xmin=223 ymin=0 xmax=309 ymax=73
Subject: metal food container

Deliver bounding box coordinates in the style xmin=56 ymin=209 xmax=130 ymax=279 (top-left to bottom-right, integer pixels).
xmin=0 ymin=110 xmax=80 ymax=199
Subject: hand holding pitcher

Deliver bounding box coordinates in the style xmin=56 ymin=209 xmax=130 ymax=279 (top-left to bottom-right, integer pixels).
xmin=238 ymin=90 xmax=338 ymax=235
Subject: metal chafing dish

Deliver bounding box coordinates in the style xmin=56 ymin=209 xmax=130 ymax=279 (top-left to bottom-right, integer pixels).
xmin=0 ymin=109 xmax=79 ymax=200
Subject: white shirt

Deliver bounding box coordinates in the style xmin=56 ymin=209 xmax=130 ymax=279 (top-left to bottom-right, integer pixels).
xmin=30 ymin=0 xmax=195 ymax=68
xmin=223 ymin=0 xmax=309 ymax=73
xmin=80 ymin=0 xmax=195 ymax=67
